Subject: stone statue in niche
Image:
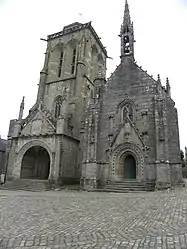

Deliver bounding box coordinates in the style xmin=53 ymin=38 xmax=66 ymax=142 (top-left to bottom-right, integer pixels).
xmin=123 ymin=104 xmax=133 ymax=123
xmin=55 ymin=97 xmax=63 ymax=118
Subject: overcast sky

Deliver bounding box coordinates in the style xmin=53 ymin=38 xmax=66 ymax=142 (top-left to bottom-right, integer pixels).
xmin=0 ymin=0 xmax=187 ymax=149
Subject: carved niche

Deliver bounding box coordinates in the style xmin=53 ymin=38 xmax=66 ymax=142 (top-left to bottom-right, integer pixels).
xmin=118 ymin=97 xmax=136 ymax=124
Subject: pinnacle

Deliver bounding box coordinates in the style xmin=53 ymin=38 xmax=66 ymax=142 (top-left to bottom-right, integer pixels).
xmin=125 ymin=0 xmax=129 ymax=12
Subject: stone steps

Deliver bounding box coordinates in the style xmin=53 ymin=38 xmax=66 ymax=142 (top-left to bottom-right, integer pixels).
xmin=0 ymin=179 xmax=50 ymax=192
xmin=97 ymin=188 xmax=148 ymax=193
xmin=99 ymin=180 xmax=155 ymax=193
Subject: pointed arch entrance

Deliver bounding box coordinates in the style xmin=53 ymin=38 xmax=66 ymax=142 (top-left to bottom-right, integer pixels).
xmin=111 ymin=143 xmax=145 ymax=182
xmin=20 ymin=146 xmax=50 ymax=180
xmin=124 ymin=155 xmax=136 ymax=179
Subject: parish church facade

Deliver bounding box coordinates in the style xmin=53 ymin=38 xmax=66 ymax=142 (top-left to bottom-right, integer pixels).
xmin=5 ymin=1 xmax=182 ymax=190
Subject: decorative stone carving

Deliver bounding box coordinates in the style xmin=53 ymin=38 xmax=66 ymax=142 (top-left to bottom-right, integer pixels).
xmin=67 ymin=114 xmax=73 ymax=133
xmin=80 ymin=120 xmax=85 ymax=133
xmin=111 ymin=142 xmax=144 ymax=180
xmin=96 ymin=65 xmax=105 ymax=78
xmin=118 ymin=98 xmax=136 ymax=124
xmin=141 ymin=111 xmax=148 ymax=117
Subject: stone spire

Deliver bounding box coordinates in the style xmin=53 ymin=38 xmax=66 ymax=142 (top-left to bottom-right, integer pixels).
xmin=120 ymin=0 xmax=134 ymax=60
xmin=18 ymin=96 xmax=25 ymax=120
xmin=166 ymin=78 xmax=171 ymax=97
xmin=123 ymin=0 xmax=131 ymax=26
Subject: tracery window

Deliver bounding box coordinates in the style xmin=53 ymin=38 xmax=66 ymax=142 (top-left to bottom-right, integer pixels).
xmin=54 ymin=96 xmax=63 ymax=118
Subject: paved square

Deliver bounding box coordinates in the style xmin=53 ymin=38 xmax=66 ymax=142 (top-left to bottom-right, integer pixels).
xmin=0 ymin=187 xmax=187 ymax=248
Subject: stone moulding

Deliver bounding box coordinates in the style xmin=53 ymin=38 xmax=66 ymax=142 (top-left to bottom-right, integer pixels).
xmin=110 ymin=142 xmax=144 ymax=181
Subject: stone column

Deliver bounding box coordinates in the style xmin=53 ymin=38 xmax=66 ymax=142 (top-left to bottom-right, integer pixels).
xmin=154 ymin=96 xmax=171 ymax=189
xmin=80 ymin=76 xmax=105 ymax=190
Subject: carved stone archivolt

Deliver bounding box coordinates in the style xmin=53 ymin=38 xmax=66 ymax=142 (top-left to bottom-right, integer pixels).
xmin=13 ymin=140 xmax=53 ymax=179
xmin=110 ymin=142 xmax=144 ymax=180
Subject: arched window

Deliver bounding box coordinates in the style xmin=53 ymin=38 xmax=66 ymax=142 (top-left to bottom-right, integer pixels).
xmin=66 ymin=39 xmax=77 ymax=75
xmin=71 ymin=48 xmax=76 ymax=74
xmin=58 ymin=51 xmax=64 ymax=77
xmin=91 ymin=45 xmax=98 ymax=81
xmin=124 ymin=35 xmax=129 ymax=44
xmin=123 ymin=35 xmax=130 ymax=54
xmin=54 ymin=96 xmax=63 ymax=118
xmin=123 ymin=103 xmax=134 ymax=122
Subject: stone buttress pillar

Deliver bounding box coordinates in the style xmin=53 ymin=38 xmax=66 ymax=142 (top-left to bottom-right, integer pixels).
xmin=154 ymin=95 xmax=170 ymax=189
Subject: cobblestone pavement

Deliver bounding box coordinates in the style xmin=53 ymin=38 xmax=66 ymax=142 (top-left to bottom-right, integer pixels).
xmin=1 ymin=188 xmax=187 ymax=249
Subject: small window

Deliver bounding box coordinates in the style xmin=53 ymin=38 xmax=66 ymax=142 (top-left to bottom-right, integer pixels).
xmin=71 ymin=48 xmax=76 ymax=74
xmin=58 ymin=52 xmax=64 ymax=77
xmin=55 ymin=96 xmax=63 ymax=118
xmin=123 ymin=36 xmax=131 ymax=54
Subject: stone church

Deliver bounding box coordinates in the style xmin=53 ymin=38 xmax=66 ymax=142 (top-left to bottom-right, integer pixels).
xmin=6 ymin=0 xmax=182 ymax=190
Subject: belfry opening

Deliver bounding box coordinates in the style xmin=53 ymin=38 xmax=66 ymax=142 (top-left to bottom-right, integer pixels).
xmin=20 ymin=146 xmax=50 ymax=180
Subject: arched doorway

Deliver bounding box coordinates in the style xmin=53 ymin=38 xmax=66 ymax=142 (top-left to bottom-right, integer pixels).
xmin=124 ymin=155 xmax=136 ymax=179
xmin=20 ymin=146 xmax=50 ymax=180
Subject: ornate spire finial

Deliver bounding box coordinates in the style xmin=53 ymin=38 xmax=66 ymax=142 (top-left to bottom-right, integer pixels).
xmin=123 ymin=0 xmax=130 ymax=23
xmin=157 ymin=74 xmax=161 ymax=83
xmin=125 ymin=0 xmax=129 ymax=11
xmin=21 ymin=96 xmax=25 ymax=106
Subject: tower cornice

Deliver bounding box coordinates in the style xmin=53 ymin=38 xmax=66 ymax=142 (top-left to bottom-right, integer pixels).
xmin=47 ymin=22 xmax=108 ymax=57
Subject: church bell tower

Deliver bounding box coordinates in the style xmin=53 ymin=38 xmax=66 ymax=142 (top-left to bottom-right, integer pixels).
xmin=120 ymin=0 xmax=135 ymax=60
